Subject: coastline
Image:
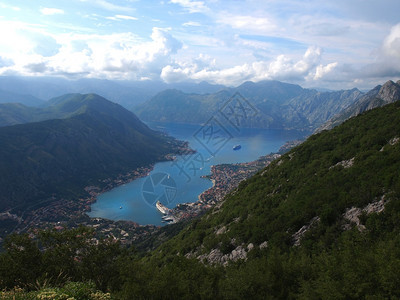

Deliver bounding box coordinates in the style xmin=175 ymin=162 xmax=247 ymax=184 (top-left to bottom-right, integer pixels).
xmin=8 ymin=139 xmax=195 ymax=244
xmin=198 ymin=175 xmax=216 ymax=201
xmin=6 ymin=137 xmax=302 ymax=246
xmin=84 ymin=138 xmax=196 ymax=214
xmin=168 ymin=153 xmax=282 ymax=223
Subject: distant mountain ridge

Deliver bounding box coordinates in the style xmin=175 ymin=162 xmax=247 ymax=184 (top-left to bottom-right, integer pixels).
xmin=0 ymin=93 xmax=145 ymax=127
xmin=134 ymin=80 xmax=363 ymax=131
xmin=0 ymin=76 xmax=226 ymax=110
xmin=319 ymin=80 xmax=400 ymax=131
xmin=0 ymin=89 xmax=44 ymax=107
xmin=0 ymin=93 xmax=185 ymax=212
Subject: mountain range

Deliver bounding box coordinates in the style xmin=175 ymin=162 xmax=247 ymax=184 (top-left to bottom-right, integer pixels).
xmin=0 ymin=93 xmax=185 ymax=212
xmin=0 ymin=89 xmax=44 ymax=107
xmin=318 ymin=80 xmax=400 ymax=131
xmin=0 ymin=76 xmax=225 ymax=110
xmin=134 ymin=80 xmax=363 ymax=131
xmin=1 ymin=89 xmax=399 ymax=299
xmin=0 ymin=79 xmax=400 ymax=298
xmin=0 ymin=79 xmax=398 ymax=214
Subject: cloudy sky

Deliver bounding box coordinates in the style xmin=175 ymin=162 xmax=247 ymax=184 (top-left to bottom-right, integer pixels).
xmin=0 ymin=0 xmax=399 ymax=89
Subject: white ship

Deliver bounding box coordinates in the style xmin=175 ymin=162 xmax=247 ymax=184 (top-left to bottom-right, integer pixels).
xmin=156 ymin=201 xmax=171 ymax=214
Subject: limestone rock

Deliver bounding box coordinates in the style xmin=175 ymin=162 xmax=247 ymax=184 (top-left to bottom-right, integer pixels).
xmin=292 ymin=216 xmax=320 ymax=246
xmin=259 ymin=241 xmax=268 ymax=249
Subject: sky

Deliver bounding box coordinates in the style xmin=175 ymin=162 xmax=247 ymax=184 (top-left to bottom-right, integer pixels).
xmin=0 ymin=0 xmax=399 ymax=90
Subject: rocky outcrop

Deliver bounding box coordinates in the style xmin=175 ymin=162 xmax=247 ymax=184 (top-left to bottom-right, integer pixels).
xmin=292 ymin=216 xmax=320 ymax=246
xmin=377 ymin=80 xmax=400 ymax=104
xmin=259 ymin=241 xmax=268 ymax=249
xmin=215 ymin=225 xmax=227 ymax=235
xmin=329 ymin=157 xmax=355 ymax=169
xmin=318 ymin=80 xmax=400 ymax=132
xmin=342 ymin=195 xmax=387 ymax=230
xmin=342 ymin=207 xmax=363 ymax=230
xmin=380 ymin=136 xmax=399 ymax=151
xmin=389 ymin=137 xmax=400 ymax=146
xmin=197 ymin=244 xmax=249 ymax=266
xmin=188 ymin=241 xmax=259 ymax=266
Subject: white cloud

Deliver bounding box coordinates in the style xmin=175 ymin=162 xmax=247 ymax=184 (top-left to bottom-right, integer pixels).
xmin=115 ymin=14 xmax=138 ymax=20
xmin=303 ymin=22 xmax=350 ymax=37
xmin=0 ymin=25 xmax=182 ymax=80
xmin=0 ymin=20 xmax=57 ymax=57
xmin=383 ymin=23 xmax=400 ymax=59
xmin=40 ymin=8 xmax=64 ymax=15
xmin=351 ymin=23 xmax=400 ymax=81
xmin=106 ymin=14 xmax=138 ymax=21
xmin=79 ymin=0 xmax=135 ymax=12
xmin=169 ymin=0 xmax=209 ymax=13
xmin=0 ymin=3 xmax=20 ymax=11
xmin=0 ymin=1 xmax=399 ymax=90
xmin=161 ymin=46 xmax=325 ymax=85
xmin=183 ymin=21 xmax=201 ymax=27
xmin=217 ymin=14 xmax=277 ymax=34
xmin=0 ymin=56 xmax=14 ymax=68
xmin=313 ymin=62 xmax=338 ymax=80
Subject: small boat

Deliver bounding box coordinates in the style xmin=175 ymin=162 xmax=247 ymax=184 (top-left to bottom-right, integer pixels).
xmin=233 ymin=144 xmax=241 ymax=150
xmin=119 ymin=206 xmax=122 ymax=209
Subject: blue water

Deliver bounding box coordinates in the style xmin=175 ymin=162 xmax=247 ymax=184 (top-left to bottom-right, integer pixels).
xmin=88 ymin=122 xmax=306 ymax=226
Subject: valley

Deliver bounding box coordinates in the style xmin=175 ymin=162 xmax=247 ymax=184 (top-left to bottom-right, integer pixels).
xmin=1 ymin=1 xmax=400 ymax=298
xmin=0 ymin=78 xmax=399 ymax=299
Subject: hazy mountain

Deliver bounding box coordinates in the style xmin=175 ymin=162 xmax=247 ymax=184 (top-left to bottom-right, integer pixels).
xmin=135 ymin=80 xmax=362 ymax=131
xmin=0 ymin=92 xmax=155 ymax=127
xmin=0 ymin=76 xmax=226 ymax=111
xmin=0 ymin=94 xmax=89 ymax=127
xmin=0 ymin=89 xmax=44 ymax=107
xmin=0 ymin=93 xmax=185 ymax=212
xmin=133 ymin=89 xmax=232 ymax=123
xmin=319 ymin=80 xmax=400 ymax=131
xmin=286 ymin=88 xmax=362 ymax=130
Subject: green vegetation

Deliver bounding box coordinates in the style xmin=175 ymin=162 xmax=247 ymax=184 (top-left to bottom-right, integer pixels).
xmin=0 ymin=103 xmax=43 ymax=127
xmin=1 ymin=101 xmax=400 ymax=299
xmin=0 ymin=282 xmax=112 ymax=300
xmin=0 ymin=93 xmax=184 ymax=212
xmin=155 ymin=99 xmax=400 ymax=255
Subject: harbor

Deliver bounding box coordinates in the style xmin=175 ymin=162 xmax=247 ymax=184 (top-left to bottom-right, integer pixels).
xmin=156 ymin=201 xmax=178 ymax=223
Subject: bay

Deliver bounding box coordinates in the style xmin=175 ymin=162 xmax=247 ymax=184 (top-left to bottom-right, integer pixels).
xmin=88 ymin=122 xmax=307 ymax=226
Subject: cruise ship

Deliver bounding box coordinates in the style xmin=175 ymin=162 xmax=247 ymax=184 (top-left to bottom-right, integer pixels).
xmin=156 ymin=201 xmax=170 ymax=214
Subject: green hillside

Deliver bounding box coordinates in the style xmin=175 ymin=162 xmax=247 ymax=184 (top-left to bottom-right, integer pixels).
xmin=127 ymin=100 xmax=400 ymax=298
xmin=161 ymin=101 xmax=400 ymax=253
xmin=0 ymin=94 xmax=185 ymax=212
xmin=1 ymin=100 xmax=400 ymax=299
xmin=0 ymin=103 xmax=42 ymax=127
